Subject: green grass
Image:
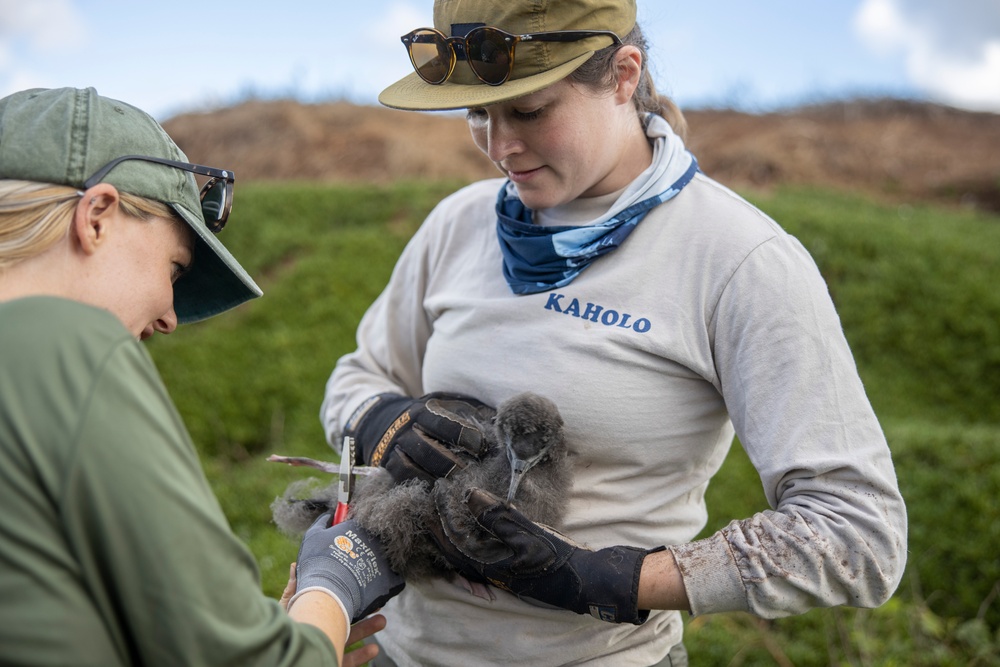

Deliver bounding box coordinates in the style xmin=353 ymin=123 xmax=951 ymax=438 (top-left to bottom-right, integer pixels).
xmin=750 ymin=187 xmax=1000 ymax=426
xmin=694 ymin=422 xmax=1000 ymax=666
xmin=152 ymin=181 xmax=459 ymax=461
xmin=149 ymin=181 xmax=1000 ymax=665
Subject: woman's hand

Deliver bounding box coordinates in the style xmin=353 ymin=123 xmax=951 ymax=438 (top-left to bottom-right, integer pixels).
xmin=430 ymin=487 xmax=661 ymax=624
xmin=347 ymin=392 xmax=496 ymax=483
xmin=282 ymin=560 xmax=391 ymax=666
xmin=293 ymin=515 xmax=405 ymax=623
xmin=279 ymin=562 xmax=297 ymax=610
xmin=343 ymin=614 xmax=388 ymax=667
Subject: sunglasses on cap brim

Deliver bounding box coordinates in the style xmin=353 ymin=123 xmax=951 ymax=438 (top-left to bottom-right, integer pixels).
xmin=402 ymin=26 xmax=622 ymax=87
xmin=82 ymin=155 xmax=234 ymax=233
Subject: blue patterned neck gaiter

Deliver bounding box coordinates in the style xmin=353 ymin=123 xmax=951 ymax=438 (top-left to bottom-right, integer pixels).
xmin=496 ymin=113 xmax=698 ymax=295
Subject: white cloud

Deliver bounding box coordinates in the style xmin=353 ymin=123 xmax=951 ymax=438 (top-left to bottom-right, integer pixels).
xmin=345 ymin=2 xmax=430 ymax=99
xmin=855 ymin=0 xmax=908 ymax=55
xmin=365 ymin=2 xmax=431 ymax=51
xmin=0 ymin=0 xmax=87 ymax=98
xmin=0 ymin=0 xmax=85 ymax=51
xmin=855 ymin=0 xmax=1000 ymax=111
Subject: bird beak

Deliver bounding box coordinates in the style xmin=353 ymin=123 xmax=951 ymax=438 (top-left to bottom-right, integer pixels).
xmin=506 ymin=445 xmax=532 ymax=504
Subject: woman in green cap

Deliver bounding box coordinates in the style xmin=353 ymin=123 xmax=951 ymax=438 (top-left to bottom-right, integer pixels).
xmin=0 ymin=87 xmax=405 ymax=666
xmin=320 ymin=1 xmax=908 ymax=664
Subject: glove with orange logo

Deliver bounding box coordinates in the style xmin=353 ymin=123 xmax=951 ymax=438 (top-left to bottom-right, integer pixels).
xmin=345 ymin=392 xmax=496 ymax=484
xmin=291 ymin=514 xmax=405 ymax=623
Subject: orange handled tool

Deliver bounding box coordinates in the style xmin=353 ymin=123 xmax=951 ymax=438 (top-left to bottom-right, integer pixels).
xmin=333 ymin=436 xmax=356 ymax=525
xmin=267 ymin=439 xmax=378 ymax=525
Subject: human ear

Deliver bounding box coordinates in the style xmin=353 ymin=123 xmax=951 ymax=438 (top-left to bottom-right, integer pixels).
xmin=612 ymin=46 xmax=644 ymax=105
xmin=72 ymin=183 xmax=120 ymax=255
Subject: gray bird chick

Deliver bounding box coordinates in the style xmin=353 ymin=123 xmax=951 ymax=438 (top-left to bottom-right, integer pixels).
xmin=442 ymin=392 xmax=569 ymax=524
xmin=270 ymin=392 xmax=572 ymax=586
xmin=497 ymin=393 xmax=568 ymax=505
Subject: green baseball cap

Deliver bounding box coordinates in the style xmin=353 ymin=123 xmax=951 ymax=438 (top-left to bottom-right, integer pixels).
xmin=378 ymin=0 xmax=637 ymax=111
xmin=0 ymin=87 xmax=261 ymax=323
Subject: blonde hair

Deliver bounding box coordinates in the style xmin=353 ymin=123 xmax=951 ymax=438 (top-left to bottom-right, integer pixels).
xmin=0 ymin=180 xmax=181 ymax=270
xmin=570 ymin=24 xmax=689 ymax=141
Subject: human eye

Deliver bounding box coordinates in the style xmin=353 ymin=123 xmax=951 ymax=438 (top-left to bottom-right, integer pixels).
xmin=171 ymin=262 xmax=191 ymax=284
xmin=466 ymin=107 xmax=488 ymax=125
xmin=511 ymin=107 xmax=542 ymax=121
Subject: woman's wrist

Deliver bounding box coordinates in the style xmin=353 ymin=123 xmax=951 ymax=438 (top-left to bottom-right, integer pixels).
xmin=288 ymin=589 xmax=350 ymax=661
xmin=637 ymin=548 xmax=691 ymax=612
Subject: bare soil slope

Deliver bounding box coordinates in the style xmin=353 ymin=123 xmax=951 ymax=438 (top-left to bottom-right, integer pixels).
xmin=163 ymin=97 xmax=1000 ymax=212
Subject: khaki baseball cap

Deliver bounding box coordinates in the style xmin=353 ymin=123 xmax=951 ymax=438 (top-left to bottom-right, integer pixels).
xmin=379 ymin=0 xmax=636 ymax=111
xmin=0 ymin=87 xmax=262 ymax=323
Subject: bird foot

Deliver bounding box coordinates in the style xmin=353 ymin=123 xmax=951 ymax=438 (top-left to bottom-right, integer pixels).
xmin=456 ymin=575 xmax=497 ymax=602
xmin=267 ymin=454 xmax=340 ymax=474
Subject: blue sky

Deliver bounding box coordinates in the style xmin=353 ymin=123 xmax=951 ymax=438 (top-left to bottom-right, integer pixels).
xmin=2 ymin=0 xmax=998 ymax=121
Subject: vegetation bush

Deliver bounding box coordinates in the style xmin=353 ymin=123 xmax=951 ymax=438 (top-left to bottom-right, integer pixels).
xmin=149 ymin=182 xmax=1000 ymax=665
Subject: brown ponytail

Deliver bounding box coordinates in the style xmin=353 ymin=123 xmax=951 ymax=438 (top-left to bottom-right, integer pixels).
xmin=570 ymin=24 xmax=689 ymax=141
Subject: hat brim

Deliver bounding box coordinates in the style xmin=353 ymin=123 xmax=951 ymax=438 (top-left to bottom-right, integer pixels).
xmin=378 ymin=51 xmax=594 ymax=111
xmin=170 ymin=201 xmax=262 ymax=324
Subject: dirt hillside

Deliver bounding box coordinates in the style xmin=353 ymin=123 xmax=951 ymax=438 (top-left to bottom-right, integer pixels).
xmin=163 ymin=97 xmax=1000 ymax=212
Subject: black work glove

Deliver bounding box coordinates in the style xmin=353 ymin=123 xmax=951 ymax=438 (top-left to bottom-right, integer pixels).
xmin=430 ymin=488 xmax=663 ymax=625
xmin=292 ymin=514 xmax=405 ymax=623
xmin=345 ymin=392 xmax=496 ymax=484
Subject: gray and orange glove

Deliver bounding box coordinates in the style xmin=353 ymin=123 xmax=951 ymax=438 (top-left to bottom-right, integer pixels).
xmin=291 ymin=514 xmax=405 ymax=624
xmin=430 ymin=488 xmax=663 ymax=625
xmin=344 ymin=392 xmax=496 ymax=484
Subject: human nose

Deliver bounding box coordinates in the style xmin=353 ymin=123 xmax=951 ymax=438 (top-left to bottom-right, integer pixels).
xmin=479 ymin=115 xmax=524 ymax=164
xmin=151 ymin=307 xmax=179 ymax=336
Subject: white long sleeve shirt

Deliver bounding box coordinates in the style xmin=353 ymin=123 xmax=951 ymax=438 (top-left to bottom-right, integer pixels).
xmin=320 ymin=174 xmax=907 ymax=666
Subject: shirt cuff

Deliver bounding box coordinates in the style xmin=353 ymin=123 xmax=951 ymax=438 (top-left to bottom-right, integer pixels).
xmin=669 ymin=531 xmax=750 ymax=616
xmin=288 ymin=586 xmax=352 ymax=646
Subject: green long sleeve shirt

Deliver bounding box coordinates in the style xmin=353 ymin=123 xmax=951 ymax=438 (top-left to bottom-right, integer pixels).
xmin=0 ymin=297 xmax=336 ymax=666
